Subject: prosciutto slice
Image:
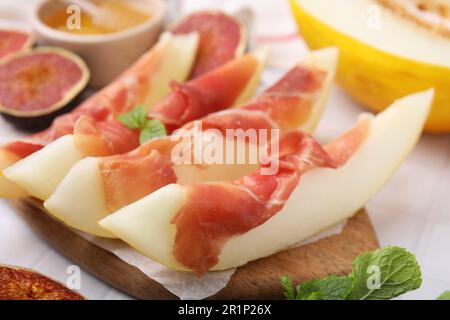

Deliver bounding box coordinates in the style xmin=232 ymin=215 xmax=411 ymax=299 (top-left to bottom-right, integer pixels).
xmin=99 ymin=137 xmax=178 ymax=212
xmin=172 ymin=131 xmax=337 ymax=274
xmin=73 ymin=116 xmax=140 ymax=157
xmin=148 ymin=53 xmax=259 ymax=132
xmin=187 ymin=63 xmax=327 ymax=133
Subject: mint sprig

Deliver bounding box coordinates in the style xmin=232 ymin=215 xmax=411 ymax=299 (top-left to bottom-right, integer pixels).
xmin=347 ymin=247 xmax=422 ymax=300
xmin=281 ymin=246 xmax=422 ymax=300
xmin=118 ymin=105 xmax=148 ymax=129
xmin=118 ymin=105 xmax=167 ymax=144
xmin=281 ymin=275 xmax=351 ymax=300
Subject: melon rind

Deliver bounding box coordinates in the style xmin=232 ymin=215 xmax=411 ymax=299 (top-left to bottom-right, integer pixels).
xmin=290 ymin=0 xmax=450 ymax=132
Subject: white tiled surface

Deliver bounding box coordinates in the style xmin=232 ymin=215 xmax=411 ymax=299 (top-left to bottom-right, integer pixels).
xmin=1 ymin=0 xmax=450 ymax=300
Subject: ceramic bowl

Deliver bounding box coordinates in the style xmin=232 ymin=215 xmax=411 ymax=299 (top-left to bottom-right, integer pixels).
xmin=29 ymin=0 xmax=166 ymax=87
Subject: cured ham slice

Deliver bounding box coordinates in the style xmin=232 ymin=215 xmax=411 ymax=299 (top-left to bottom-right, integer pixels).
xmin=149 ymin=52 xmax=264 ymax=132
xmin=99 ymin=138 xmax=178 ymax=213
xmin=183 ymin=60 xmax=327 ymax=134
xmin=171 ymin=11 xmax=246 ymax=78
xmin=73 ymin=116 xmax=140 ymax=157
xmin=4 ymin=49 xmax=267 ymax=201
xmin=43 ymin=48 xmax=339 ymax=237
xmin=172 ymin=130 xmax=339 ymax=274
xmin=99 ymin=90 xmax=433 ymax=273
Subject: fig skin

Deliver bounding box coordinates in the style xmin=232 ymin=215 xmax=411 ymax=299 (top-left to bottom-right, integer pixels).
xmin=1 ymin=91 xmax=88 ymax=132
xmin=0 ymin=48 xmax=90 ymax=132
xmin=0 ymin=265 xmax=84 ymax=300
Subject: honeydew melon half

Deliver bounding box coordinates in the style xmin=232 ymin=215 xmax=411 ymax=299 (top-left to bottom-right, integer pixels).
xmin=43 ymin=48 xmax=338 ymax=238
xmin=99 ymin=89 xmax=433 ymax=271
xmin=290 ymin=0 xmax=450 ymax=132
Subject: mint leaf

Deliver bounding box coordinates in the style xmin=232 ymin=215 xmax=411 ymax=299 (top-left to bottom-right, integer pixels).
xmin=140 ymin=119 xmax=167 ymax=144
xmin=301 ymin=291 xmax=324 ymax=300
xmin=118 ymin=105 xmax=148 ymax=129
xmin=118 ymin=105 xmax=167 ymax=144
xmin=281 ymin=275 xmax=350 ymax=300
xmin=281 ymin=247 xmax=422 ymax=301
xmin=347 ymin=246 xmax=422 ymax=300
xmin=281 ymin=276 xmax=296 ymax=300
xmin=437 ymin=291 xmax=450 ymax=300
xmin=297 ymin=276 xmax=351 ymax=300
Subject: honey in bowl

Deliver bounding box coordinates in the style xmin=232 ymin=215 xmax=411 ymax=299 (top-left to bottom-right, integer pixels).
xmin=43 ymin=0 xmax=151 ymax=35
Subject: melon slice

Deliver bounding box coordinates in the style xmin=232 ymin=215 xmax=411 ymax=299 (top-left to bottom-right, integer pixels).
xmin=4 ymin=136 xmax=84 ymax=201
xmin=0 ymin=150 xmax=26 ymax=198
xmin=135 ymin=32 xmax=200 ymax=110
xmin=43 ymin=48 xmax=338 ymax=238
xmin=0 ymin=29 xmax=34 ymax=59
xmin=99 ymin=90 xmax=433 ymax=271
xmin=4 ymin=48 xmax=268 ymax=202
xmin=290 ymin=0 xmax=450 ymax=132
xmin=171 ymin=11 xmax=247 ymax=78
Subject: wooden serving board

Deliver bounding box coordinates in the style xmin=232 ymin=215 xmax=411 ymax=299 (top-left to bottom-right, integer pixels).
xmin=10 ymin=198 xmax=379 ymax=300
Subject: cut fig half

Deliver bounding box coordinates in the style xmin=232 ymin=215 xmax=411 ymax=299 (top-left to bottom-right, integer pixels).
xmin=171 ymin=11 xmax=247 ymax=78
xmin=0 ymin=264 xmax=84 ymax=300
xmin=0 ymin=28 xmax=34 ymax=59
xmin=0 ymin=47 xmax=90 ymax=130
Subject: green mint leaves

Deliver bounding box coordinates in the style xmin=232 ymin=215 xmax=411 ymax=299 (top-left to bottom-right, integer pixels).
xmin=437 ymin=291 xmax=450 ymax=300
xmin=139 ymin=119 xmax=167 ymax=144
xmin=281 ymin=276 xmax=351 ymax=300
xmin=282 ymin=275 xmax=351 ymax=300
xmin=118 ymin=105 xmax=167 ymax=144
xmin=281 ymin=246 xmax=422 ymax=300
xmin=347 ymin=246 xmax=422 ymax=300
xmin=118 ymin=105 xmax=148 ymax=130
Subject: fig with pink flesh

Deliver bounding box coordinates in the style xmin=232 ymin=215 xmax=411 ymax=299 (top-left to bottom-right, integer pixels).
xmin=0 ymin=29 xmax=34 ymax=59
xmin=0 ymin=47 xmax=90 ymax=131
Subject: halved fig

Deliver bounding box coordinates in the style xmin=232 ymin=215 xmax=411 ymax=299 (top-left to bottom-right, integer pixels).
xmin=0 ymin=265 xmax=84 ymax=300
xmin=0 ymin=29 xmax=34 ymax=59
xmin=171 ymin=11 xmax=247 ymax=78
xmin=0 ymin=47 xmax=90 ymax=131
